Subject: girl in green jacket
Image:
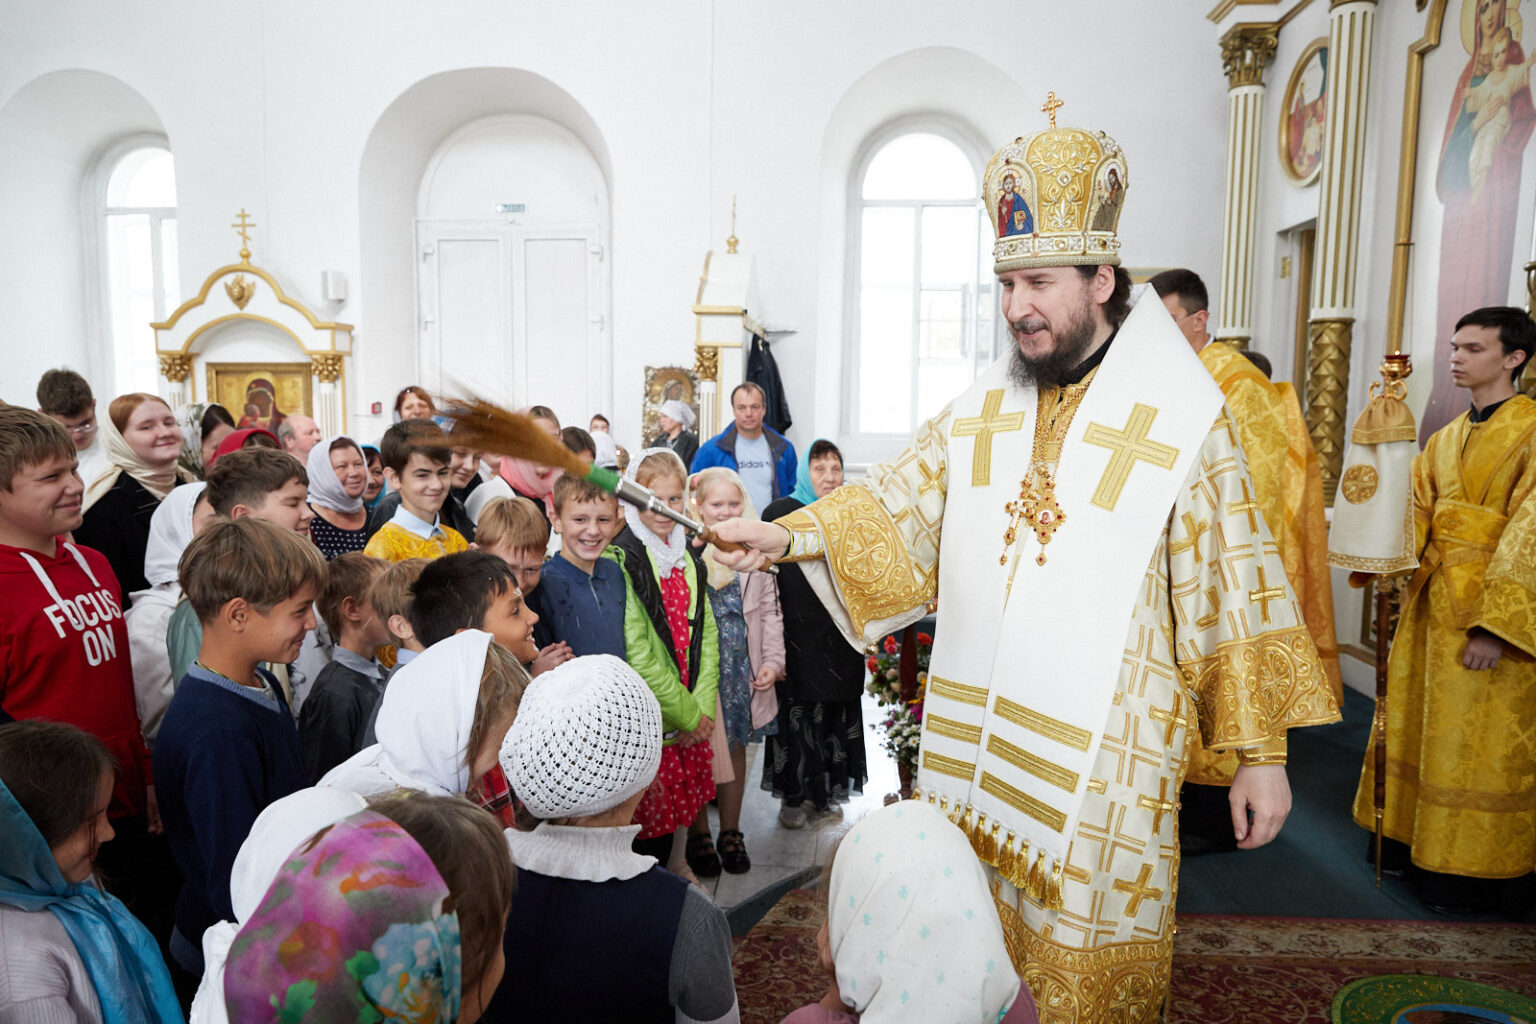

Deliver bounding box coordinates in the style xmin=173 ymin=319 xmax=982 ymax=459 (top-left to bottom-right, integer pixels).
xmin=610 ymin=449 xmax=720 ymax=869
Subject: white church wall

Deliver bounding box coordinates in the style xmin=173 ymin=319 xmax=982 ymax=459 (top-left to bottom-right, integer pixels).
xmin=0 ymin=70 xmax=166 ymax=399
xmin=1 ymin=0 xmax=1226 ymax=458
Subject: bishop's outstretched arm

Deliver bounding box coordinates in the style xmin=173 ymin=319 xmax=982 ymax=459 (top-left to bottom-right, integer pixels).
xmin=714 ymin=407 xmax=953 ymax=650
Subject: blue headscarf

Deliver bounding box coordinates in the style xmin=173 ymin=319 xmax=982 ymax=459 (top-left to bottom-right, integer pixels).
xmin=792 ymin=438 xmax=833 ymax=505
xmin=361 ymin=444 xmax=391 ymax=511
xmin=0 ymin=779 xmax=182 ymax=1024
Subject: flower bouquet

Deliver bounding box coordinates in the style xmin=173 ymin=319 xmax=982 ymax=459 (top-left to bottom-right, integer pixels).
xmin=866 ymin=630 xmax=933 ymax=782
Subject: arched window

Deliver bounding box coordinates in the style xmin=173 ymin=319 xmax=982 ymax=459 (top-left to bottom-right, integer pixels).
xmin=99 ymin=141 xmax=179 ymax=395
xmin=849 ymin=129 xmax=997 ymax=439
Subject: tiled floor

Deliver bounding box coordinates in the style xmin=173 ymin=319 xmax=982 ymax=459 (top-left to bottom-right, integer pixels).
xmin=678 ymin=692 xmax=902 ymax=912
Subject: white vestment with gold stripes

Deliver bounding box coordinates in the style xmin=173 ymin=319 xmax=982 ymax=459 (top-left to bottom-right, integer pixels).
xmin=777 ymin=295 xmax=1339 ymax=1024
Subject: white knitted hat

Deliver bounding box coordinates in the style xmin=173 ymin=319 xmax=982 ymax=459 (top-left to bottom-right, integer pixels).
xmin=500 ymin=654 xmax=663 ymax=819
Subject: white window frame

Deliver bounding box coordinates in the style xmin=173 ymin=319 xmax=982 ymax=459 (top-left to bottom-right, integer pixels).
xmin=83 ymin=133 xmax=177 ymax=396
xmin=842 ymin=117 xmax=997 ymax=462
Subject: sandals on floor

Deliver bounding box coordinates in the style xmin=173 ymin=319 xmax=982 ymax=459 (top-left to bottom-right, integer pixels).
xmin=686 ymin=832 xmax=721 ymax=878
xmin=718 ymin=829 xmax=751 ymax=875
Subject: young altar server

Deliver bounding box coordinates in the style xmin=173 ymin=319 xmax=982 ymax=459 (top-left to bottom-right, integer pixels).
xmin=1353 ymin=306 xmax=1536 ymax=915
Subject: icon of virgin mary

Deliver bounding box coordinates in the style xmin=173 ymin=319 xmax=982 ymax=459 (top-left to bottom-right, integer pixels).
xmin=236 ymin=377 xmax=286 ymax=433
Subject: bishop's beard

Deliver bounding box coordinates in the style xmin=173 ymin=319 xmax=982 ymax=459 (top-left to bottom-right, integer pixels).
xmin=1007 ymin=295 xmax=1100 ymax=389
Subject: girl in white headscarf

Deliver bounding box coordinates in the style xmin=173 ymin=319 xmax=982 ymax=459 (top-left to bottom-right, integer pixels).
xmin=305 ymin=436 xmax=370 ymax=559
xmin=188 ymin=787 xmax=367 ymax=1024
xmin=782 ymin=800 xmax=1038 ymax=1024
xmin=319 ymin=630 xmax=527 ymax=799
xmin=124 ymin=482 xmax=212 ymax=744
xmin=74 ymin=393 xmax=193 ymax=603
xmin=650 ymin=399 xmax=700 ymax=469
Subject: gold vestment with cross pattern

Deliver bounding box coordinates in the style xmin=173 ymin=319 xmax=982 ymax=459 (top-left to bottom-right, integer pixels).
xmin=776 ymin=321 xmax=1338 ymax=1024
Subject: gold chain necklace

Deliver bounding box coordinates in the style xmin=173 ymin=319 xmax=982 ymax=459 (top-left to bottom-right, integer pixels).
xmin=1000 ymin=376 xmax=1095 ymax=567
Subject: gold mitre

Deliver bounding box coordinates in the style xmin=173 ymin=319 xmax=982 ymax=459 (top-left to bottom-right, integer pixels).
xmin=984 ymin=92 xmax=1128 ymax=273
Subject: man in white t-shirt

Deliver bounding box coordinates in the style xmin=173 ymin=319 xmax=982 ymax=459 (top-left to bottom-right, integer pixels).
xmin=690 ymin=382 xmax=796 ymax=512
xmin=36 ymin=368 xmax=110 ymax=486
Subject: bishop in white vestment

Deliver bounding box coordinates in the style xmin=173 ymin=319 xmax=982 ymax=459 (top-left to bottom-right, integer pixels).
xmin=712 ymin=110 xmax=1340 ymax=1024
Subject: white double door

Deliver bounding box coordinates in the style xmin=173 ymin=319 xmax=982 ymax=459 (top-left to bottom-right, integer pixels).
xmin=416 ymin=218 xmax=609 ymax=425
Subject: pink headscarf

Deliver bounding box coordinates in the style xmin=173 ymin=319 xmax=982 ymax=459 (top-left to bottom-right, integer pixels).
xmin=498 ymin=408 xmax=563 ymax=509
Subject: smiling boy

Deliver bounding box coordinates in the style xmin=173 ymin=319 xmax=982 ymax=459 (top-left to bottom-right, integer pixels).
xmin=534 ymin=475 xmax=628 ymax=659
xmin=152 ymin=516 xmax=324 ymax=975
xmin=0 ymin=406 xmax=155 ymax=829
xmin=164 ymin=447 xmax=318 ymax=690
xmin=364 ymin=419 xmax=470 ymax=561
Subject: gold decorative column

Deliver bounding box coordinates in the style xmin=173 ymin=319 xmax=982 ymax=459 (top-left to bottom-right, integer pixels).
xmin=1306 ymin=0 xmax=1378 ymax=504
xmin=1216 ymin=22 xmax=1279 ymax=351
xmin=310 ymin=353 xmax=346 ymax=437
xmin=158 ymin=353 xmax=193 ymax=410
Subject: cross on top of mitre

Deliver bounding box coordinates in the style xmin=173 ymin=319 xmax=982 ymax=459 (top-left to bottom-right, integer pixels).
xmin=1040 ymin=91 xmax=1065 ymax=129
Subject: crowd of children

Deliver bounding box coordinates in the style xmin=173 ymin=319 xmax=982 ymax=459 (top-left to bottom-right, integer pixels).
xmin=0 ymin=373 xmax=1022 ymax=1024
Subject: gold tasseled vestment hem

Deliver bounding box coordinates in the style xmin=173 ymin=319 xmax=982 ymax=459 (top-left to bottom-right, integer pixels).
xmin=993 ymin=881 xmax=1174 ymax=1024
xmin=1353 ymin=396 xmax=1536 ymax=878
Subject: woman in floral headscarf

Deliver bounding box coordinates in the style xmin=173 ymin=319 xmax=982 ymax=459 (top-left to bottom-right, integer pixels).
xmin=223 ymin=792 xmax=513 ymax=1024
xmin=174 ymin=403 xmax=236 ymax=480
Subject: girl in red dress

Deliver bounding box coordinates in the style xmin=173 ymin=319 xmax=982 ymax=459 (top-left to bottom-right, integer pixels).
xmin=610 ymin=449 xmax=721 ymax=872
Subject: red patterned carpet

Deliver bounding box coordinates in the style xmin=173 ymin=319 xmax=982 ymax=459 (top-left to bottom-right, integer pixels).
xmin=730 ymin=893 xmax=1536 ymax=1024
xmin=1170 ymin=915 xmax=1536 ymax=1024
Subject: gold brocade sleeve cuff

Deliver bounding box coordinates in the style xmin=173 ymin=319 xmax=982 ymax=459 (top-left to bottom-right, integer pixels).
xmin=773 ymin=511 xmax=825 ymax=562
xmin=778 ymin=485 xmax=937 ymax=638
xmin=1237 ymin=733 xmax=1288 ymax=766
xmin=1182 ymin=625 xmax=1340 ymax=752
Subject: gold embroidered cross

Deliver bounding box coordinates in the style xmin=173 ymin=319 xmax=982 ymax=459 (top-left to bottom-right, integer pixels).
xmin=1249 ymin=565 xmax=1285 ymax=624
xmin=917 ymin=459 xmax=945 ymax=496
xmin=1041 ymin=91 xmax=1065 ymax=129
xmin=953 ymin=390 xmax=1025 ymax=487
xmin=1112 ymin=863 xmax=1164 ymax=917
xmin=1148 ymin=693 xmax=1185 ymax=749
xmin=1137 ymin=777 xmax=1178 ymax=832
xmin=1228 ymin=478 xmax=1261 ymax=532
xmin=1195 ymin=586 xmax=1221 ymax=631
xmin=1082 ymin=404 xmax=1179 ymax=511
xmin=1169 ymin=512 xmax=1209 ymax=562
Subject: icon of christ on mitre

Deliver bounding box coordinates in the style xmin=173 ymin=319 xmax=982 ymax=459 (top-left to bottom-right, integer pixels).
xmin=709 ymin=96 xmax=1339 ymax=1024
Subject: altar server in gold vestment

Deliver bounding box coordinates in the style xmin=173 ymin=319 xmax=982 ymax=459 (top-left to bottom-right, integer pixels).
xmin=1353 ymin=306 xmax=1536 ymax=915
xmin=710 ymin=108 xmax=1340 ymax=1024
xmin=1149 ymin=269 xmax=1343 ymax=850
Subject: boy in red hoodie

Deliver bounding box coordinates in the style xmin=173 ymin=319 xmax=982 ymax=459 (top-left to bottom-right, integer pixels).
xmin=0 ymin=406 xmax=169 ymax=932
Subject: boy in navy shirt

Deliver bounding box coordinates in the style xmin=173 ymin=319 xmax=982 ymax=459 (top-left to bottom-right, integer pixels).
xmin=535 ymin=475 xmax=628 ymax=658
xmin=153 ymin=516 xmax=325 ymax=975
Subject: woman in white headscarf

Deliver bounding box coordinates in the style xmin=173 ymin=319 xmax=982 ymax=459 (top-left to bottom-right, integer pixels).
xmin=74 ymin=393 xmax=194 ymax=604
xmin=305 ymin=436 xmax=370 ymax=559
xmin=188 ymin=787 xmax=367 ymax=1024
xmin=649 ymin=399 xmax=699 ymax=470
xmin=319 ymin=630 xmax=527 ymax=800
xmin=124 ymin=483 xmax=212 ymax=744
xmin=782 ymin=800 xmax=1038 ymax=1024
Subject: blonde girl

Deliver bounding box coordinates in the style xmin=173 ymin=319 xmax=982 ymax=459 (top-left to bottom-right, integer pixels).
xmin=688 ymin=467 xmax=784 ymax=874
